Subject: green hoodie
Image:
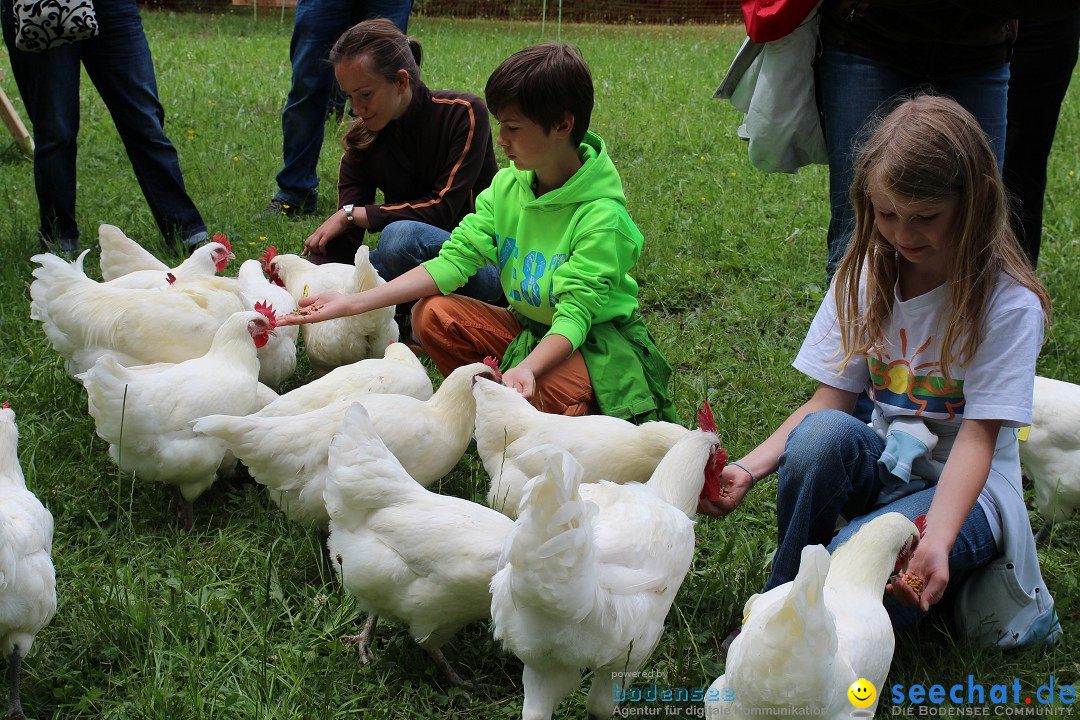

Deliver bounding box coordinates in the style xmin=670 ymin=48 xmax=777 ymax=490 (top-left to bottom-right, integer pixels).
xmin=423 ymin=131 xmax=678 ymax=423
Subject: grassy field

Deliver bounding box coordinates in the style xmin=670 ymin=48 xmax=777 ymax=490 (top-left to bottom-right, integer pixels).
xmin=1 ymin=10 xmax=1078 ymax=719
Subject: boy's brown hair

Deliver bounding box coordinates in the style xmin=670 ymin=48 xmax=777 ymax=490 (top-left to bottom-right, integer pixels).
xmin=485 ymin=43 xmax=593 ymax=146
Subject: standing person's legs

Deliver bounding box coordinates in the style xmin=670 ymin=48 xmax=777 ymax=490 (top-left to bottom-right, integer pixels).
xmin=274 ymin=0 xmax=355 ymax=211
xmin=81 ymin=0 xmax=207 ymax=248
xmin=933 ymin=64 xmax=1010 ymax=171
xmin=1 ymin=0 xmax=82 ymax=252
xmin=359 ymin=0 xmax=412 ymax=30
xmin=411 ymin=294 xmax=595 ymax=416
xmin=1002 ymin=13 xmax=1080 ymax=268
xmin=763 ymin=409 xmax=885 ymax=592
xmin=816 ymin=45 xmax=911 ymax=282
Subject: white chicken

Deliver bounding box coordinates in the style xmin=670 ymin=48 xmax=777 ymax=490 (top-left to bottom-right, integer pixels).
xmin=325 ymin=402 xmax=515 ymax=686
xmin=265 ymin=245 xmax=398 ymax=374
xmin=472 ymin=377 xmax=692 ymax=517
xmin=193 ymin=359 xmax=490 ymax=530
xmin=30 ymin=251 xmax=248 ymax=377
xmin=96 ymin=223 xmax=233 ymax=287
xmin=490 ymin=430 xmax=725 ymax=720
xmin=235 ymin=259 xmax=299 ymax=388
xmin=1019 ymin=375 xmax=1080 ymax=541
xmin=704 ymin=512 xmax=920 ymax=720
xmin=78 ymin=308 xmax=274 ymax=530
xmin=0 ymin=403 xmax=57 ymax=720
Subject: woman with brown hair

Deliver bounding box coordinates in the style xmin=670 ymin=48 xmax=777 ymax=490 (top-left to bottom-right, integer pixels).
xmin=303 ymin=19 xmax=503 ymax=308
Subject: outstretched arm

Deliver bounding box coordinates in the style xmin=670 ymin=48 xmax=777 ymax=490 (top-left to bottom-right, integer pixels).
xmin=276 ymin=265 xmax=440 ymax=326
xmin=887 ymin=417 xmax=1001 ymax=611
xmin=698 ymin=382 xmax=858 ymax=516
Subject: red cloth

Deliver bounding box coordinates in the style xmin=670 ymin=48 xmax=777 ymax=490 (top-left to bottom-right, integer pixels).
xmin=741 ymin=0 xmax=820 ymax=42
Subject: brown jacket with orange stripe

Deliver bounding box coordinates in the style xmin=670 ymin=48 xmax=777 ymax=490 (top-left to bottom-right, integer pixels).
xmin=336 ymin=82 xmax=498 ymax=248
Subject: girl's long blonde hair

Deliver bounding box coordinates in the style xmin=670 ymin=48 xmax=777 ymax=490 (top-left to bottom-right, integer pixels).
xmin=329 ymin=19 xmax=422 ymax=152
xmin=834 ymin=95 xmax=1051 ymax=380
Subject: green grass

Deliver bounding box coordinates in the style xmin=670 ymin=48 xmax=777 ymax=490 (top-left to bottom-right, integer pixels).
xmin=1 ymin=10 xmax=1078 ymax=719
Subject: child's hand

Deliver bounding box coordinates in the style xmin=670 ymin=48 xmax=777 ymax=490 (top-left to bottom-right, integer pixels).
xmin=303 ymin=212 xmax=349 ymax=256
xmin=697 ymin=463 xmax=754 ymax=517
xmin=501 ymin=366 xmax=536 ymax=399
xmin=276 ymin=291 xmax=356 ymax=326
xmin=887 ymin=539 xmax=950 ymax=612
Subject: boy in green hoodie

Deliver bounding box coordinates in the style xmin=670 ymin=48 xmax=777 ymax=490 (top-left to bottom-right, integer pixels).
xmin=279 ymin=43 xmax=678 ymax=424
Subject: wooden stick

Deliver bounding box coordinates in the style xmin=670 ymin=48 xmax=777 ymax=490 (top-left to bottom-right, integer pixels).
xmin=0 ymin=74 xmax=34 ymax=158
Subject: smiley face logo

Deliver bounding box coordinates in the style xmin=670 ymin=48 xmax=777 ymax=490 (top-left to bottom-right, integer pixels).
xmin=848 ymin=679 xmax=877 ymax=709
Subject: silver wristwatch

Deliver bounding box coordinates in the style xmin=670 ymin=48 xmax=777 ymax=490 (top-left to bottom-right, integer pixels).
xmin=342 ymin=203 xmax=355 ymax=224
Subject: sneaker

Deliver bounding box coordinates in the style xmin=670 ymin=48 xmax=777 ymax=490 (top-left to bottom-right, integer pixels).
xmin=256 ymin=194 xmax=318 ymax=220
xmin=39 ymin=233 xmax=80 ymax=259
xmin=182 ymin=230 xmax=209 ymax=249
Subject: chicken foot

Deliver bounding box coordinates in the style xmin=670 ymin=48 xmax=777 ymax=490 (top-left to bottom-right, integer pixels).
xmin=426 ymin=647 xmax=504 ymax=694
xmin=169 ymin=485 xmax=194 ymax=532
xmin=7 ymin=645 xmax=24 ymax=720
xmin=342 ymin=614 xmax=379 ymax=664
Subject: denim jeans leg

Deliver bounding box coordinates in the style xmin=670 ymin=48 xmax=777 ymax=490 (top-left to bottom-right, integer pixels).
xmin=816 ymin=44 xmax=1009 ymax=281
xmin=276 ymin=0 xmax=355 ymax=204
xmin=764 ymin=409 xmax=885 ymax=592
xmin=80 ymin=0 xmax=206 ymax=246
xmin=931 ymin=65 xmax=1010 ymax=172
xmin=373 ymin=220 xmax=505 ymax=304
xmin=1 ymin=0 xmax=82 ymax=247
xmin=827 ymin=486 xmax=999 ymax=636
xmin=360 ymin=0 xmax=413 ymax=30
xmin=816 ymin=45 xmax=911 ymax=281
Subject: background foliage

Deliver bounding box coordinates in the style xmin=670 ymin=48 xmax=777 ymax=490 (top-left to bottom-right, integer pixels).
xmin=0 ymin=11 xmax=1077 ymax=719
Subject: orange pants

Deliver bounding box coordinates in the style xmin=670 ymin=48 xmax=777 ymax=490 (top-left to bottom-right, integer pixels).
xmin=412 ymin=294 xmax=597 ymax=416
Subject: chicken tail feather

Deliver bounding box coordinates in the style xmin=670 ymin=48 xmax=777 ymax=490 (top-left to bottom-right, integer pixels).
xmin=505 ymin=444 xmax=596 ymax=622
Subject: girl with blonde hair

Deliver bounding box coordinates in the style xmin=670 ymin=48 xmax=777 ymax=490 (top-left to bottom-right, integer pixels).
xmin=702 ymin=95 xmax=1057 ymax=648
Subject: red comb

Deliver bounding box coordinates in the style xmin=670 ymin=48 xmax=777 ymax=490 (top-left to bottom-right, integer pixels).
xmin=260 ymin=246 xmax=278 ymax=269
xmin=914 ymin=514 xmax=927 ymax=537
xmin=166 ymin=272 xmax=176 ymax=284
xmin=2 ymin=401 xmax=8 ymax=409
xmin=700 ymin=443 xmax=729 ymax=502
xmin=697 ymin=399 xmax=717 ymax=433
xmin=254 ymin=300 xmax=277 ymax=327
xmin=212 ymin=233 xmax=231 ymax=252
xmin=483 ymin=356 xmax=503 ymax=383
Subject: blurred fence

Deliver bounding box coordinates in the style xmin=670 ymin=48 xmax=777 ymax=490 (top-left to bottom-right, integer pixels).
xmin=137 ymin=0 xmax=743 ymax=25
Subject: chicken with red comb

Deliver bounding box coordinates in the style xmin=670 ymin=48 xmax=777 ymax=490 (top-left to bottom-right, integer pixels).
xmin=260 ymin=247 xmax=285 ymax=287
xmin=696 ymin=400 xmax=729 ymax=502
xmin=253 ymin=300 xmax=278 ymax=327
xmin=482 ymin=356 xmax=503 ymax=383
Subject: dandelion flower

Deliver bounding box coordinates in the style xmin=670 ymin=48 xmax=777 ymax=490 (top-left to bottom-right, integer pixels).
xmin=730 ymin=171 xmax=737 ymax=177
xmin=259 ymin=236 xmax=267 ymax=242
xmin=232 ymin=155 xmax=239 ymax=162
xmin=1070 ymin=170 xmax=1076 ymax=177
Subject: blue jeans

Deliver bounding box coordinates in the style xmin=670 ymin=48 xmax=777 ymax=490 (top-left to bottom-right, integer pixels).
xmin=274 ymin=0 xmax=413 ymax=206
xmin=371 ymin=221 xmax=504 ymax=305
xmin=1 ymin=0 xmax=205 ymax=249
xmin=765 ymin=409 xmax=999 ymax=634
xmin=816 ymin=43 xmax=1010 ymax=279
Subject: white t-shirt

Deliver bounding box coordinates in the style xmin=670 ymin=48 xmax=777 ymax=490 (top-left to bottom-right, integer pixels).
xmin=793 ymin=272 xmax=1044 ymax=546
